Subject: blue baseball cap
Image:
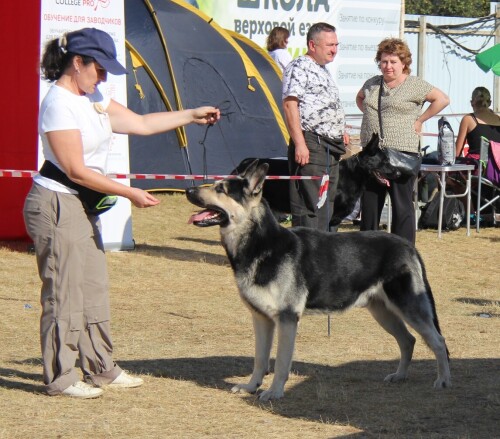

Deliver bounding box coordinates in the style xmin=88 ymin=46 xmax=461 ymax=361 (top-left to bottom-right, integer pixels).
xmin=66 ymin=27 xmax=127 ymax=75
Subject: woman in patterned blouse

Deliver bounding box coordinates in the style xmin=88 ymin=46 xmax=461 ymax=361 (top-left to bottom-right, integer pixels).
xmin=355 ymin=38 xmax=449 ymax=244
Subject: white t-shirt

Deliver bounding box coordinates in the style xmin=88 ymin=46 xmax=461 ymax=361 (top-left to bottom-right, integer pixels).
xmin=268 ymin=48 xmax=292 ymax=72
xmin=34 ymin=85 xmax=112 ymax=193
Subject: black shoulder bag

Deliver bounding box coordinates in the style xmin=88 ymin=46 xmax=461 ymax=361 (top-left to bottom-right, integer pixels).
xmin=39 ymin=161 xmax=117 ymax=216
xmin=377 ymin=78 xmax=422 ymax=178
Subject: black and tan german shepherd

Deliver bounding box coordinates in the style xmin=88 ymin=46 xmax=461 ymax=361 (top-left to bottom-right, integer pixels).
xmin=186 ymin=160 xmax=451 ymax=401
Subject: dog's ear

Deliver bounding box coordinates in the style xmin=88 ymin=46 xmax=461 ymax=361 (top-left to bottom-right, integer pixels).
xmin=240 ymin=159 xmax=260 ymax=178
xmin=234 ymin=158 xmax=258 ymax=176
xmin=364 ymin=133 xmax=380 ymax=155
xmin=243 ymin=161 xmax=269 ymax=196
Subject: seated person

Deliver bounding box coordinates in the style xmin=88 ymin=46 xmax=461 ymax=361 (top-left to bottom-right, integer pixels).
xmin=455 ymin=86 xmax=500 ymax=159
xmin=455 ymin=87 xmax=500 ymax=219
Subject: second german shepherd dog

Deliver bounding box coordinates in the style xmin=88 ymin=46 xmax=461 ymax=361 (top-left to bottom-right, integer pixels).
xmin=186 ymin=161 xmax=451 ymax=401
xmin=232 ymin=133 xmax=396 ymax=226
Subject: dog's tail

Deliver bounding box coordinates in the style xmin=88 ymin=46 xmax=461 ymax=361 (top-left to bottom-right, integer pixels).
xmin=418 ymin=253 xmax=450 ymax=361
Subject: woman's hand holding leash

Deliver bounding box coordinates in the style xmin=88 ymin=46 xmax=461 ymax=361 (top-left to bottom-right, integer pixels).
xmin=192 ymin=106 xmax=221 ymax=125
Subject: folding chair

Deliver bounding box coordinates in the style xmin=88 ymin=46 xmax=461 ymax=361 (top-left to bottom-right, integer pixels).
xmin=474 ymin=137 xmax=500 ymax=232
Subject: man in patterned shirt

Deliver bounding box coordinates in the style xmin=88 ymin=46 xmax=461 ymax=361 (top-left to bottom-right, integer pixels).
xmin=283 ymin=22 xmax=345 ymax=231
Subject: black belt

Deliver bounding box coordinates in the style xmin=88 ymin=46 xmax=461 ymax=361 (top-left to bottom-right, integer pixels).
xmin=39 ymin=160 xmax=79 ymax=190
xmin=39 ymin=161 xmax=116 ymax=216
xmin=304 ymin=131 xmax=345 ymax=158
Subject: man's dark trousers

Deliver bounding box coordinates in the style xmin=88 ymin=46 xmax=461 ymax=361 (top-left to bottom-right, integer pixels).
xmin=288 ymin=131 xmax=340 ymax=231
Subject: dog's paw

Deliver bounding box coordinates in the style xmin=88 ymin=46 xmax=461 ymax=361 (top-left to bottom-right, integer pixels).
xmin=258 ymin=387 xmax=284 ymax=401
xmin=433 ymin=377 xmax=451 ymax=389
xmin=231 ymin=383 xmax=259 ymax=395
xmin=383 ymin=372 xmax=408 ymax=383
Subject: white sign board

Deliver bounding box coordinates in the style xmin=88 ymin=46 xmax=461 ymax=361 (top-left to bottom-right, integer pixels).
xmin=196 ymin=0 xmax=401 ymax=115
xmin=39 ymin=0 xmax=133 ymax=250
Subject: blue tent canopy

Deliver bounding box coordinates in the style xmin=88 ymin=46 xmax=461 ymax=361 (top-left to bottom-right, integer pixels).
xmin=125 ymin=0 xmax=288 ymax=190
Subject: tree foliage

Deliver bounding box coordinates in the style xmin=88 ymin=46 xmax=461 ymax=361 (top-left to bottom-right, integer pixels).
xmin=405 ymin=0 xmax=492 ymax=17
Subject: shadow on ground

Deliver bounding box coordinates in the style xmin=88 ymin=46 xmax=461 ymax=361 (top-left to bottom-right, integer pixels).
xmin=126 ymin=356 xmax=498 ymax=438
xmin=134 ymin=243 xmax=228 ymax=265
xmin=3 ymin=356 xmax=498 ymax=437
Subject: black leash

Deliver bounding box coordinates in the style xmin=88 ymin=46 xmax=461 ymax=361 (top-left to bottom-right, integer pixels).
xmin=197 ymin=100 xmax=235 ymax=184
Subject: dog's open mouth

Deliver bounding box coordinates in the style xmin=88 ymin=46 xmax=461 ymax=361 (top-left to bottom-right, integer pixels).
xmin=372 ymin=170 xmax=392 ymax=187
xmin=188 ymin=207 xmax=228 ymax=227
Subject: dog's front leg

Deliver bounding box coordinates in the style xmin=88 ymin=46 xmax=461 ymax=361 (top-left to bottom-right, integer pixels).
xmin=231 ymin=312 xmax=274 ymax=395
xmin=259 ymin=317 xmax=298 ymax=401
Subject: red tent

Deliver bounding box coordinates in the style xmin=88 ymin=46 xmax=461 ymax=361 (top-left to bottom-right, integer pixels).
xmin=0 ymin=4 xmax=40 ymax=240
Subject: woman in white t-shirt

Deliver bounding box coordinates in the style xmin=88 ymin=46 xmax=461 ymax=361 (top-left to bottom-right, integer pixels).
xmin=266 ymin=26 xmax=292 ymax=72
xmin=23 ymin=27 xmax=220 ymax=399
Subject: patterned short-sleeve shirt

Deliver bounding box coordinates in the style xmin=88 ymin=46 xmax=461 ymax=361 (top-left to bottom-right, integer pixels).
xmin=360 ymin=75 xmax=433 ymax=153
xmin=282 ymin=55 xmax=345 ymax=139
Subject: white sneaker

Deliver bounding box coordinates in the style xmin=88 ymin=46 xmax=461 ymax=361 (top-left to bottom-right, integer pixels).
xmin=108 ymin=371 xmax=144 ymax=388
xmin=61 ymin=381 xmax=104 ymax=399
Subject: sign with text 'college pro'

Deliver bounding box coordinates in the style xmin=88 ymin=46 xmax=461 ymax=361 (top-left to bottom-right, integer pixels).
xmin=195 ymin=0 xmax=402 ymax=115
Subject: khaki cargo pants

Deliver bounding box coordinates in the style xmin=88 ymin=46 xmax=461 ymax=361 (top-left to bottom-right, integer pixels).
xmin=23 ymin=183 xmax=121 ymax=395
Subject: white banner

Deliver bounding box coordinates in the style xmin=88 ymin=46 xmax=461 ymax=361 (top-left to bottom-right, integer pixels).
xmin=195 ymin=0 xmax=402 ymax=115
xmin=39 ymin=0 xmax=133 ymax=251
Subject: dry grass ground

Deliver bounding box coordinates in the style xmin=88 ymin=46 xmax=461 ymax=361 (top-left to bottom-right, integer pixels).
xmin=0 ymin=192 xmax=499 ymax=439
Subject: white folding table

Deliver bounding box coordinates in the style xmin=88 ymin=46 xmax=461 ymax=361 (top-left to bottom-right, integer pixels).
xmin=418 ymin=164 xmax=475 ymax=238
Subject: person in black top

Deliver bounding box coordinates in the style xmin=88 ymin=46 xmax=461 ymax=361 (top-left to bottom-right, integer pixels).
xmin=456 ymin=87 xmax=500 ymax=158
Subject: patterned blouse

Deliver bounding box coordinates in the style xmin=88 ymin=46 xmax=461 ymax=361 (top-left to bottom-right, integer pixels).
xmin=282 ymin=55 xmax=345 ymax=139
xmin=359 ymin=75 xmax=433 ymax=153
